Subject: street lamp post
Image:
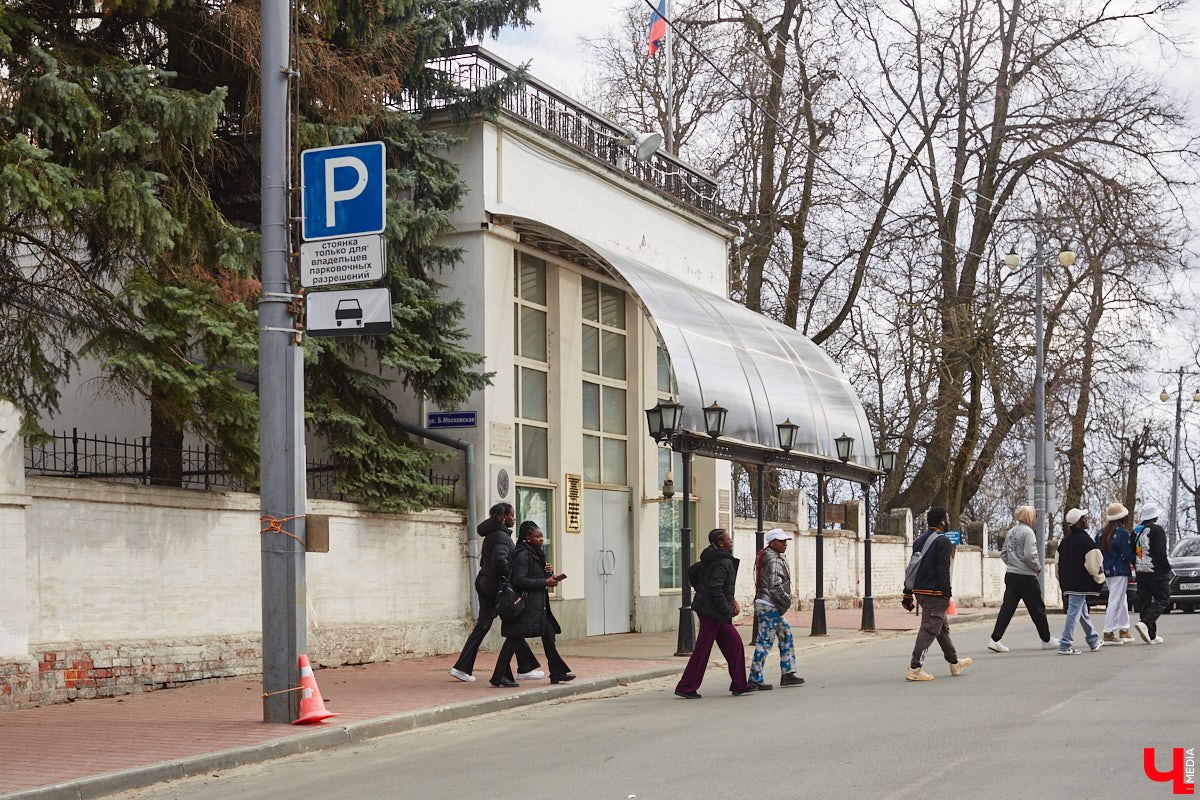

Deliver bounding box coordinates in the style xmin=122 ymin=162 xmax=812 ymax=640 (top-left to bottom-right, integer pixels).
xmin=1005 ymin=202 xmax=1075 ymax=590
xmin=646 ymin=400 xmax=726 ymax=656
xmin=862 ymin=448 xmax=897 ymax=632
xmin=1159 ymin=368 xmax=1200 ymax=549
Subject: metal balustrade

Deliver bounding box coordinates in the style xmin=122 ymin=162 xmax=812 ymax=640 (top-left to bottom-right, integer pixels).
xmin=414 ymin=47 xmax=719 ymax=215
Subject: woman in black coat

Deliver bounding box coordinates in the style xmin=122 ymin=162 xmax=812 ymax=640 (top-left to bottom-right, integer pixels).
xmin=490 ymin=521 xmax=575 ymax=688
xmin=450 ymin=503 xmax=542 ymax=683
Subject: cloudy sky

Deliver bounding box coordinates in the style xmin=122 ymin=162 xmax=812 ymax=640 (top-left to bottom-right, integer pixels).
xmin=492 ymin=0 xmax=1200 ymax=111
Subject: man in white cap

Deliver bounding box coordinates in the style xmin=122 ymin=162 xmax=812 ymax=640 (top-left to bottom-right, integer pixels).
xmin=1133 ymin=503 xmax=1171 ymax=644
xmin=747 ymin=528 xmax=804 ymax=689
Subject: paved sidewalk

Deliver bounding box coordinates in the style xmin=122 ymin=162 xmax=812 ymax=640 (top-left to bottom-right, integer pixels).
xmin=0 ymin=607 xmax=993 ymax=799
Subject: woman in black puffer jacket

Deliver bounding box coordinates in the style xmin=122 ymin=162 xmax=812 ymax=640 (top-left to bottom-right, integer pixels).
xmin=490 ymin=521 xmax=575 ymax=688
xmin=450 ymin=503 xmax=542 ymax=683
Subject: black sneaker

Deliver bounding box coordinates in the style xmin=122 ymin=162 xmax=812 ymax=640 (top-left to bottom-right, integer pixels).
xmin=731 ymin=684 xmax=758 ymax=696
xmin=748 ymin=679 xmax=773 ymax=691
xmin=489 ymin=677 xmax=518 ymax=688
xmin=674 ymin=690 xmax=702 ymax=699
xmin=780 ymin=672 xmax=805 ymax=688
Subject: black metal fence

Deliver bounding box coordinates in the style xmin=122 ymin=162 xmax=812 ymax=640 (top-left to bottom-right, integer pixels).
xmin=24 ymin=429 xmax=460 ymax=506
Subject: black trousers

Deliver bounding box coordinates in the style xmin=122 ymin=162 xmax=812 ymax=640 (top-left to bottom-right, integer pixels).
xmin=492 ymin=630 xmax=570 ymax=683
xmin=990 ymin=572 xmax=1051 ymax=643
xmin=1137 ymin=572 xmax=1172 ymax=638
xmin=453 ymin=576 xmax=539 ymax=678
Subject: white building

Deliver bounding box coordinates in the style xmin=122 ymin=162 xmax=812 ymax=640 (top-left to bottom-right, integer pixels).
xmin=418 ymin=48 xmax=878 ymax=639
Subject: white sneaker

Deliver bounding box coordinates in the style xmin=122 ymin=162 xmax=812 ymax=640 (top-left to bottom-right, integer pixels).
xmin=1041 ymin=638 xmax=1060 ymax=650
xmin=516 ymin=669 xmax=545 ymax=680
xmin=1135 ymin=622 xmax=1150 ymax=643
xmin=1149 ymin=636 xmax=1165 ymax=645
xmin=987 ymin=639 xmax=1009 ymax=652
xmin=449 ymin=667 xmax=476 ymax=682
xmin=1088 ymin=641 xmax=1103 ymax=652
xmin=1058 ymin=648 xmax=1081 ymax=655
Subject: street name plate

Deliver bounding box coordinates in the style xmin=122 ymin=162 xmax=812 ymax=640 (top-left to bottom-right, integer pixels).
xmin=300 ymin=235 xmax=385 ymax=288
xmin=306 ymin=286 xmax=393 ymax=337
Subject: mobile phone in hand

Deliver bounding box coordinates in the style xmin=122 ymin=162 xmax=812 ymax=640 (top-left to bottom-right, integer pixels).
xmin=552 ymin=573 xmax=567 ymax=581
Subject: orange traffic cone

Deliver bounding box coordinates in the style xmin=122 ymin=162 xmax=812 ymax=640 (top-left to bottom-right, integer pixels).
xmin=293 ymin=654 xmax=339 ymax=725
xmin=947 ymin=598 xmax=958 ymax=615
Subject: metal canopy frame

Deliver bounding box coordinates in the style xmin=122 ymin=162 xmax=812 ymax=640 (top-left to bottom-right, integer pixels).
xmin=673 ymin=430 xmax=879 ymax=484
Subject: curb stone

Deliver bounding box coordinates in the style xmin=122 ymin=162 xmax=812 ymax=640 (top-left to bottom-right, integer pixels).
xmin=0 ymin=666 xmax=680 ymax=800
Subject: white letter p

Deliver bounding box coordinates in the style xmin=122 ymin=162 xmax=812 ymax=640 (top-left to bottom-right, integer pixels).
xmin=325 ymin=156 xmax=369 ymax=223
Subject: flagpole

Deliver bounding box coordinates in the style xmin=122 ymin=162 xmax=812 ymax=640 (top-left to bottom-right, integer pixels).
xmin=664 ymin=0 xmax=674 ymax=154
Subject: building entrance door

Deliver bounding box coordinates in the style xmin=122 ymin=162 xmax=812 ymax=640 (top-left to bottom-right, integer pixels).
xmin=583 ymin=488 xmax=632 ymax=635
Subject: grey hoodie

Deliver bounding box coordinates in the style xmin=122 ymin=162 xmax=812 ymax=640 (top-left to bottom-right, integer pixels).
xmin=1002 ymin=522 xmax=1041 ymax=577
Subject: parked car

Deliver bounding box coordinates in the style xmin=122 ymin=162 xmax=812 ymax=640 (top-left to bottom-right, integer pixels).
xmin=1169 ymin=535 xmax=1200 ymax=613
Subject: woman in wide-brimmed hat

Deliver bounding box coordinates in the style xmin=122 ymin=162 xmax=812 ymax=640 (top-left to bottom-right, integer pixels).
xmin=1098 ymin=502 xmax=1136 ymax=644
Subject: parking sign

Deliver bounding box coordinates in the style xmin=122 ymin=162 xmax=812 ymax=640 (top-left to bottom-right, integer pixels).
xmin=301 ymin=142 xmax=386 ymax=241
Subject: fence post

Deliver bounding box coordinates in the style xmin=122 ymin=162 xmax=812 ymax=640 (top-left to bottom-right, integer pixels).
xmin=204 ymin=443 xmax=210 ymax=491
xmin=71 ymin=427 xmax=78 ymax=478
xmin=142 ymin=436 xmax=149 ymax=484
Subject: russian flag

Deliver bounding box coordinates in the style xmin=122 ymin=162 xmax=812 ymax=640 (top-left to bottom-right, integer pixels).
xmin=648 ymin=0 xmax=667 ymax=57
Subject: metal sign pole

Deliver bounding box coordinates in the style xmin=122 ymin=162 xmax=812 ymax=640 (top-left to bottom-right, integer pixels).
xmin=259 ymin=0 xmax=306 ymax=724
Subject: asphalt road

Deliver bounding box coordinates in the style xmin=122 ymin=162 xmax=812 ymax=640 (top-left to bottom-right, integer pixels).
xmin=115 ymin=615 xmax=1200 ymax=800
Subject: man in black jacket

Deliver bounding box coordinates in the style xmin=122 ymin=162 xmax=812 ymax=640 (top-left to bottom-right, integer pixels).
xmin=1133 ymin=503 xmax=1172 ymax=644
xmin=674 ymin=529 xmax=755 ymax=699
xmin=904 ymin=507 xmax=971 ymax=681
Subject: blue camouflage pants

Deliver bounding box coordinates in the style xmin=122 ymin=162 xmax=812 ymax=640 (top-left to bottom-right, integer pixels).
xmin=749 ymin=605 xmax=795 ymax=682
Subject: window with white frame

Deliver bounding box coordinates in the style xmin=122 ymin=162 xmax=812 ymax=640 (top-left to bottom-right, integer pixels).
xmin=581 ymin=277 xmax=627 ymax=486
xmin=514 ymin=252 xmax=549 ymax=480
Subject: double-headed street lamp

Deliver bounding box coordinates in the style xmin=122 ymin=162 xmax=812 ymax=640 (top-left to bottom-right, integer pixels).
xmin=1158 ymin=368 xmax=1200 ymax=548
xmin=645 ymin=399 xmax=726 ymax=656
xmin=861 ymin=447 xmax=897 ymax=632
xmin=810 ymin=432 xmax=854 ymax=635
xmin=1004 ymin=202 xmax=1076 ymax=590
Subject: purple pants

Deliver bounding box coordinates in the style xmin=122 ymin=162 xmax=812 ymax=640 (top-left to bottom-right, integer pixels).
xmin=675 ymin=615 xmax=750 ymax=694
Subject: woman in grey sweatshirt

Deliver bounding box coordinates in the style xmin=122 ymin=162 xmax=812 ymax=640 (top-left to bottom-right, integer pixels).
xmin=987 ymin=505 xmax=1057 ymax=652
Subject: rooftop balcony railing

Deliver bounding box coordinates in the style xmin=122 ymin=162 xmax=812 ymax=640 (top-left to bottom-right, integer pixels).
xmin=416 ymin=47 xmax=719 ymax=215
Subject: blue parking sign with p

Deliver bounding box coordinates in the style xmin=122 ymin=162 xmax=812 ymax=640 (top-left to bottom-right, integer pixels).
xmin=301 ymin=142 xmax=386 ymax=241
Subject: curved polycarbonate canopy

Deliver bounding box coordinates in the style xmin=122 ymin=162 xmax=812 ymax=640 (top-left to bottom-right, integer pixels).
xmin=592 ymin=246 xmax=876 ymax=472
xmin=487 ymin=207 xmax=877 ymax=475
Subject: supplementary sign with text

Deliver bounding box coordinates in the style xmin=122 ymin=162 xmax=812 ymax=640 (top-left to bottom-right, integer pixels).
xmin=300 ymin=234 xmax=385 ymax=288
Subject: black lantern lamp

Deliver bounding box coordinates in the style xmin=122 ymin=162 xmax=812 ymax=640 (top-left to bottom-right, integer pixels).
xmin=703 ymin=402 xmax=727 ymax=439
xmin=777 ymin=418 xmax=799 ymax=452
xmin=658 ymin=399 xmax=684 ymax=438
xmin=835 ymin=432 xmax=855 ymax=464
xmin=644 ymin=404 xmax=664 ymax=443
xmin=877 ymin=449 xmax=897 ymax=475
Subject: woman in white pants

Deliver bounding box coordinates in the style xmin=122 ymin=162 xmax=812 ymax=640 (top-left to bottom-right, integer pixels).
xmin=1097 ymin=502 xmax=1136 ymax=644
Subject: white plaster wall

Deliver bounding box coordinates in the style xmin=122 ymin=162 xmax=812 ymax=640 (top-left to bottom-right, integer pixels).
xmin=23 ymin=478 xmax=468 ymax=649
xmin=0 ymin=402 xmax=32 ymax=660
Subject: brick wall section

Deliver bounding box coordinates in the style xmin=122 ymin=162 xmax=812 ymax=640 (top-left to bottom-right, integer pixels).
xmin=0 ymin=637 xmax=262 ymax=710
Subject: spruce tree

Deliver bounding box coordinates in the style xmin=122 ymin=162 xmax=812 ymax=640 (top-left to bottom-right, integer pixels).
xmin=0 ymin=0 xmax=538 ymax=508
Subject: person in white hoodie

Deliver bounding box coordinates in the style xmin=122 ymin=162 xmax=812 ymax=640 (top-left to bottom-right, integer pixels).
xmin=1056 ymin=508 xmax=1106 ymax=655
xmin=987 ymin=505 xmax=1058 ymax=652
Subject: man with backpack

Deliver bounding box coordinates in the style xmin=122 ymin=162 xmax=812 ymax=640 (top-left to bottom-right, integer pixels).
xmin=903 ymin=507 xmax=971 ymax=681
xmin=1133 ymin=503 xmax=1171 ymax=644
xmin=747 ymin=529 xmax=804 ymax=690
